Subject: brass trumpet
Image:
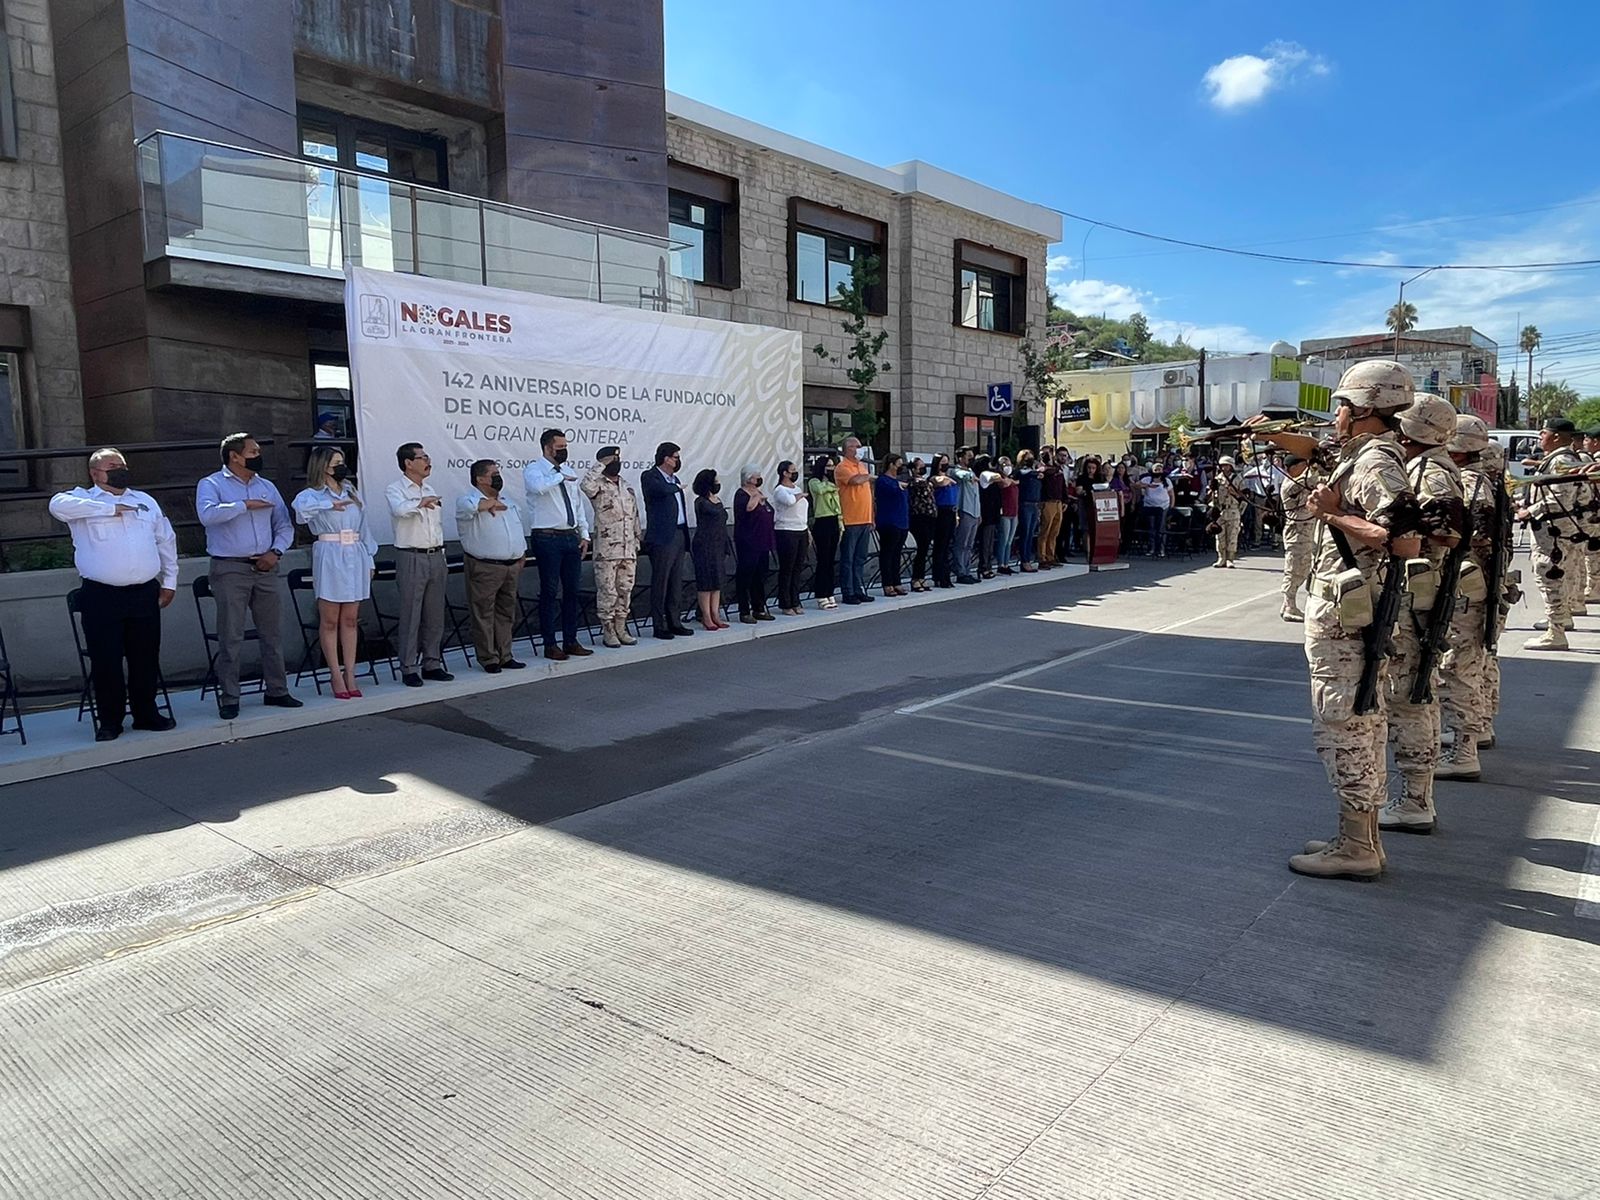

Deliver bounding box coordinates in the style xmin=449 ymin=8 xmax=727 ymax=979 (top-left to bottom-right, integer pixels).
xmin=1508 ymin=466 xmax=1599 ymax=489
xmin=1176 ymin=418 xmax=1326 ymax=448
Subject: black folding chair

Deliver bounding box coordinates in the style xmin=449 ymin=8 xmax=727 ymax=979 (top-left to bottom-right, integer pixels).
xmin=67 ymin=587 xmax=174 ymax=723
xmin=0 ymin=621 xmax=24 ymax=747
xmin=442 ymin=556 xmax=476 ymax=665
xmin=288 ymin=570 xmax=381 ymax=692
xmin=193 ymin=575 xmax=265 ymax=701
xmin=365 ymin=560 xmax=403 ymax=680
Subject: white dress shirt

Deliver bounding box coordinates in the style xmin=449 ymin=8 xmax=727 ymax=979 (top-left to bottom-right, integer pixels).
xmin=522 ymin=458 xmax=591 ymax=540
xmin=455 ymin=491 xmax=527 ymax=561
xmin=386 ymin=476 xmax=445 ymax=548
xmin=772 ymin=483 xmax=810 ymax=531
xmin=49 ymin=485 xmax=178 ymax=588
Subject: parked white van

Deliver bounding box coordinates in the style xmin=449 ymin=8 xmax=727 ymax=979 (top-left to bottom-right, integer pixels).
xmin=1487 ymin=429 xmax=1540 ymax=479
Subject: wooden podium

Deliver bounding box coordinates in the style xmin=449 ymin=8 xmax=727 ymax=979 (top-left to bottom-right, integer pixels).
xmin=1087 ymin=484 xmax=1122 ymax=569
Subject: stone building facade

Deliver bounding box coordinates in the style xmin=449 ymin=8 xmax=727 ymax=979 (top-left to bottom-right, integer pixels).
xmin=0 ymin=0 xmax=84 ymax=508
xmin=664 ymin=94 xmax=1058 ymax=456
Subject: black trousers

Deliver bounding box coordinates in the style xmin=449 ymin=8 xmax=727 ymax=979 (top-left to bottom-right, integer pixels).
xmin=878 ymin=526 xmax=908 ymax=589
xmin=932 ymin=508 xmax=958 ymax=586
xmin=80 ymin=577 xmax=162 ymax=728
xmin=775 ymin=529 xmax=807 ymax=610
xmin=909 ymin=512 xmax=936 ymax=582
xmin=648 ymin=528 xmax=688 ymax=630
xmin=811 ymin=515 xmax=840 ymax=599
xmin=735 ymin=553 xmax=769 ymax=616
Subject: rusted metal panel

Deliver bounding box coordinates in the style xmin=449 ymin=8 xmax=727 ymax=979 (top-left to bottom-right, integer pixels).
xmin=294 ymin=0 xmax=500 ymax=108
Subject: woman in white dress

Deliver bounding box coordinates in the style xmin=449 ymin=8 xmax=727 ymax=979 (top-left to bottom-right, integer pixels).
xmin=293 ymin=446 xmax=377 ymax=699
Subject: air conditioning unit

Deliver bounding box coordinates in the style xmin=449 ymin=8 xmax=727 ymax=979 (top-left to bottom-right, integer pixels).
xmin=1162 ymin=370 xmax=1196 ymax=386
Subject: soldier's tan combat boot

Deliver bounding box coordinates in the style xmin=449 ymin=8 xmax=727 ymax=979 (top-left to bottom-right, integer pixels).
xmin=616 ymin=621 xmax=638 ymax=646
xmin=1435 ymin=738 xmax=1481 ymax=781
xmin=1524 ymin=628 xmax=1570 ymax=651
xmin=1302 ymin=827 xmax=1387 ymax=868
xmin=1379 ymin=776 xmax=1436 ymax=834
xmin=1290 ymin=809 xmax=1384 ymax=880
xmin=1280 ymin=603 xmax=1304 ymax=622
xmin=601 ymin=620 xmax=622 ymax=649
xmin=1531 ymin=616 xmax=1574 ymax=631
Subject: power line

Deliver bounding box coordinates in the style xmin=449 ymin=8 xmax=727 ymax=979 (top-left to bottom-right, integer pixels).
xmin=1048 ymin=205 xmax=1600 ymax=272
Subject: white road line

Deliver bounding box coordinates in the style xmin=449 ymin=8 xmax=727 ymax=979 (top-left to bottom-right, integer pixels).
xmin=906 ymin=711 xmax=1309 ymax=773
xmin=863 ymin=746 xmax=1225 ymax=812
xmin=896 ymin=586 xmax=1280 ymax=715
xmin=1106 ymin=663 xmax=1304 ymax=687
xmin=941 ymin=703 xmax=1290 ymax=754
xmin=1578 ymin=809 xmax=1600 ymax=920
xmin=996 ymin=683 xmax=1314 ymax=726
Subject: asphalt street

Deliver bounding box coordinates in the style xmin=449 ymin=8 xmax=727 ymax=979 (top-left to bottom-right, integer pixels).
xmin=2 ymin=548 xmax=1599 ymax=1199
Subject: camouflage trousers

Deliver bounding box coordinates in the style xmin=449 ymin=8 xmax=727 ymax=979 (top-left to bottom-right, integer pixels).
xmin=1439 ymin=597 xmax=1492 ymax=743
xmin=1386 ymin=602 xmax=1440 ymax=796
xmin=1281 ymin=532 xmax=1314 ymax=608
xmin=1530 ymin=524 xmax=1570 ymax=624
xmin=593 ymin=556 xmax=637 ymax=627
xmin=1306 ymin=598 xmax=1388 ymax=813
xmin=1586 ymin=544 xmax=1600 ymax=601
xmin=1215 ymin=512 xmax=1241 ymax=564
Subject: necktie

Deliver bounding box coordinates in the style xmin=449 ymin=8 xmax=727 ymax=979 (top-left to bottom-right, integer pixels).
xmin=559 ymin=478 xmax=575 ymax=528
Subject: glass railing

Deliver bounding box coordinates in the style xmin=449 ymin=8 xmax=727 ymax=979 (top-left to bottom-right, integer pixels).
xmin=136 ymin=131 xmax=694 ymax=315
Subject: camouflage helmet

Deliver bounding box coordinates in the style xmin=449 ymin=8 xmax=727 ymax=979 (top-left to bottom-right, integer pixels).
xmin=1447 ymin=413 xmax=1490 ymax=454
xmin=1331 ymin=359 xmax=1415 ymax=411
xmin=1217 ymin=455 xmax=1236 ymax=467
xmin=1397 ymin=394 xmax=1458 ymax=446
xmin=1479 ymin=440 xmax=1506 ymax=473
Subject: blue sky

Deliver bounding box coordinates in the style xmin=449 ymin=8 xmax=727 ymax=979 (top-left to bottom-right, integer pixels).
xmin=665 ymin=0 xmax=1600 ymax=391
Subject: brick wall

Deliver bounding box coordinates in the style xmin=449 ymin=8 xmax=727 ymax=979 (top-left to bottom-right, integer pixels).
xmin=0 ymin=0 xmax=86 ymax=463
xmin=666 ymin=119 xmax=1048 ymax=454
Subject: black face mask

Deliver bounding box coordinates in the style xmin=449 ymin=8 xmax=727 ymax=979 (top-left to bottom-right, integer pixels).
xmin=331 ymin=465 xmax=351 ymax=483
xmin=242 ymin=455 xmax=264 ymax=474
xmin=103 ymin=467 xmax=132 ymax=490
xmin=553 ymin=448 xmax=568 ymax=465
xmin=603 ymin=459 xmax=622 ymax=478
xmin=489 ymin=473 xmax=504 ymax=492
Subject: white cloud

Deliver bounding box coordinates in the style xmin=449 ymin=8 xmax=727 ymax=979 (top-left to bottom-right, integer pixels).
xmin=1052 ymin=275 xmax=1270 ymax=352
xmin=1293 ymin=278 xmax=1314 ymax=287
xmin=1045 ymin=254 xmax=1076 ymax=300
xmin=1203 ymin=41 xmax=1328 ymax=111
xmin=1056 ymin=278 xmax=1145 ymax=319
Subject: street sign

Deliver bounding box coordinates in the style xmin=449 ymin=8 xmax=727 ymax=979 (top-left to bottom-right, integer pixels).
xmin=986 ymin=382 xmax=1014 ymax=415
xmin=1058 ymin=398 xmax=1091 ymax=422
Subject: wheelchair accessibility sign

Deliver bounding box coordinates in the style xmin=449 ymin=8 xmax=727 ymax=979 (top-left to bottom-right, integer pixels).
xmin=986 ymin=382 xmax=1014 ymax=415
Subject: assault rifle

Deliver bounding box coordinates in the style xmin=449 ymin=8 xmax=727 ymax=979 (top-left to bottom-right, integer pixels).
xmin=1409 ymin=502 xmax=1474 ymax=705
xmin=1485 ymin=480 xmax=1513 ymax=652
xmin=1329 ymin=527 xmax=1407 ymax=716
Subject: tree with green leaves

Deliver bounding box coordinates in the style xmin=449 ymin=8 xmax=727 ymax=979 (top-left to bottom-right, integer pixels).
xmin=1127 ymin=312 xmax=1151 ymax=354
xmin=1566 ymin=395 xmax=1600 ymax=433
xmin=1385 ymin=301 xmax=1418 ymax=335
xmin=1015 ymin=324 xmax=1064 ymax=426
xmin=1527 ymin=379 xmax=1578 ymax=425
xmin=1520 ymin=324 xmax=1542 ymax=397
xmin=811 ymin=254 xmax=892 ymax=443
xmin=1498 ymin=376 xmax=1521 ymax=428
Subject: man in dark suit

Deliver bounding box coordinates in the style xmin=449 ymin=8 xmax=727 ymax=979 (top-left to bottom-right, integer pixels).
xmin=640 ymin=441 xmax=695 ymax=639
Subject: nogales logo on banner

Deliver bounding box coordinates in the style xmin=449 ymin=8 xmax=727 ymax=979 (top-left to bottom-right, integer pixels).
xmin=355 ymin=295 xmax=515 ymax=346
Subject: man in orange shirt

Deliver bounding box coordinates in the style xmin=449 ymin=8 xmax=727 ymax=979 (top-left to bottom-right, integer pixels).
xmin=835 ymin=436 xmax=875 ymax=604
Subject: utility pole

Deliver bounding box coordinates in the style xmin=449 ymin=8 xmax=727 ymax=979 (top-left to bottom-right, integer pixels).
xmin=1197 ymin=347 xmax=1207 ymax=426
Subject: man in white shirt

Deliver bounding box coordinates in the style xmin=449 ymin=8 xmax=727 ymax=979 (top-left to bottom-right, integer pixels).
xmin=50 ymin=448 xmax=179 ymax=741
xmin=454 ymin=459 xmax=528 ymax=675
xmin=385 ymin=442 xmax=453 ymax=687
xmin=522 ymin=428 xmax=593 ymax=662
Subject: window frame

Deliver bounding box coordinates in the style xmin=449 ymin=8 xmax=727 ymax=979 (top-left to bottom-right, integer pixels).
xmin=297 ymin=105 xmax=450 ymax=189
xmin=953 ymin=240 xmax=1026 ymax=336
xmin=789 ymin=198 xmax=887 ymax=315
xmin=668 ymin=161 xmax=739 ymax=289
xmin=0 ymin=7 xmax=17 ymax=163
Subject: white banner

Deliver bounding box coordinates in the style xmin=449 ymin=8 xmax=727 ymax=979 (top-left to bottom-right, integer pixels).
xmin=344 ymin=267 xmax=803 ymax=545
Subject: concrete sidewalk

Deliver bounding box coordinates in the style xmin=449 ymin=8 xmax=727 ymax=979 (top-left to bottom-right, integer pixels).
xmin=2 ymin=551 xmax=1598 ymax=1198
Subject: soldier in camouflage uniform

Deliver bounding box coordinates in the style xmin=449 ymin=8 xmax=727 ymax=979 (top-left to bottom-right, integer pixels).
xmin=581 ymin=446 xmax=643 ymax=649
xmin=1436 ymin=415 xmax=1499 ymax=782
xmin=1378 ymin=396 xmax=1465 ymax=835
xmin=1478 ymin=439 xmax=1509 ymax=740
xmin=1278 ymin=455 xmax=1317 ymax=621
xmin=1209 ymin=456 xmax=1245 ymax=568
xmin=1578 ymin=427 xmax=1600 ymax=610
xmin=1520 ymin=417 xmax=1587 ymax=650
xmin=1253 ymin=360 xmax=1423 ymax=880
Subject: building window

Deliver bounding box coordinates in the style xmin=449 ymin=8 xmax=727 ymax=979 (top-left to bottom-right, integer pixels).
xmin=298 ymin=107 xmax=448 ymax=187
xmin=957 ymin=394 xmax=1007 ymax=458
xmin=954 ymin=240 xmax=1026 ymax=335
xmin=668 ymin=162 xmax=738 ymax=288
xmin=790 ymin=199 xmax=886 ymax=313
xmin=0 ymin=353 xmax=28 ymax=491
xmin=803 ymin=385 xmax=890 ymax=457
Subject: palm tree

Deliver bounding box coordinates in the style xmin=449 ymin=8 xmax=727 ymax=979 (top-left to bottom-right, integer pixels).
xmin=1385 ymin=301 xmax=1418 ymax=336
xmin=1520 ymin=324 xmax=1542 ymax=401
